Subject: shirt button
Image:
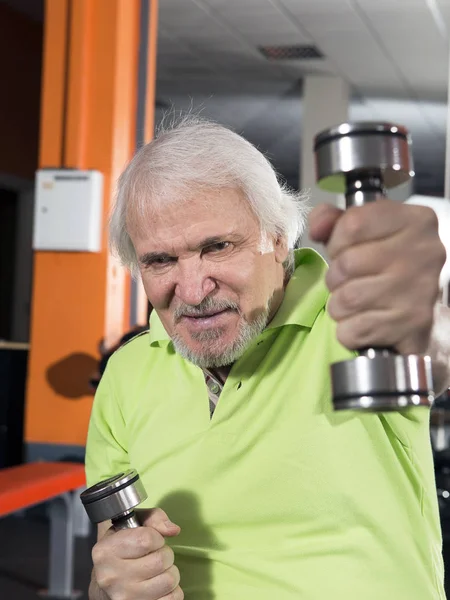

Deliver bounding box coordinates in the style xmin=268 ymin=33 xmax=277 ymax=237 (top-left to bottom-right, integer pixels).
xmin=210 ymin=383 xmax=220 ymax=394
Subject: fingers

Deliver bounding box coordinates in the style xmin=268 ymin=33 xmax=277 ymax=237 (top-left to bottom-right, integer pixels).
xmin=327 ymin=274 xmax=401 ymax=321
xmin=324 ymin=234 xmax=400 ymax=292
xmin=326 ymin=243 xmax=439 ymax=354
xmin=138 ymin=565 xmax=181 ymax=600
xmin=92 ymin=507 xmax=183 ymax=600
xmin=334 ymin=308 xmax=433 ymax=356
xmin=95 ymin=559 xmax=181 ymax=600
xmin=92 ymin=528 xmax=181 ymax=600
xmin=160 ymin=587 xmax=184 ymax=600
xmin=308 ymin=200 xmax=405 ymax=257
xmin=93 ymin=526 xmax=165 ymax=561
xmin=324 ymin=199 xmax=405 ymax=259
xmin=131 ymin=545 xmax=175 ymax=582
xmin=308 ymin=203 xmax=343 ymax=244
xmin=311 ymin=199 xmax=444 ymax=356
xmin=140 ymin=508 xmax=181 ymax=538
xmin=309 ymin=199 xmax=442 ymax=262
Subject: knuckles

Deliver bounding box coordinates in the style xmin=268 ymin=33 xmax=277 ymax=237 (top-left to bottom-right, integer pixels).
xmin=336 ymin=313 xmax=378 ymax=350
xmin=91 ymin=528 xmax=180 ymax=600
xmin=92 ymin=542 xmax=108 ymax=567
xmin=435 ymin=238 xmax=447 ymax=270
xmin=160 ymin=565 xmax=181 ymax=595
xmin=339 ymin=208 xmax=366 ymax=245
xmin=325 ymin=248 xmax=360 ymax=293
xmin=325 ymin=201 xmax=444 ymax=353
xmin=165 ymin=588 xmax=184 ymax=600
xmin=336 ymin=249 xmax=359 ymax=279
xmin=414 ymin=204 xmax=439 ymax=231
xmin=328 ymin=284 xmax=361 ymax=318
xmin=94 ymin=569 xmax=115 ymax=591
xmin=133 ymin=528 xmax=158 ymax=554
xmin=153 ymin=545 xmax=175 ymax=574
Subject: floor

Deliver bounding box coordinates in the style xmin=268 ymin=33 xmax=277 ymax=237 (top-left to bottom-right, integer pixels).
xmin=0 ymin=513 xmax=95 ymax=600
xmin=1 ymin=512 xmax=450 ymax=599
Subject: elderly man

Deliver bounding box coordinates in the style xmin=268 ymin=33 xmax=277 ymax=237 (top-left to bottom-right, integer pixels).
xmin=86 ymin=117 xmax=450 ymax=600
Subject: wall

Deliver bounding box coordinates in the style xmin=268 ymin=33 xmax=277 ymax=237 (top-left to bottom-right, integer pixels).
xmin=24 ymin=0 xmax=144 ymax=456
xmin=0 ymin=3 xmax=42 ymax=180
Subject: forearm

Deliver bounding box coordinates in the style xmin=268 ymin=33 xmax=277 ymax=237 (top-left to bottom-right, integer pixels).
xmin=428 ymin=303 xmax=450 ymax=396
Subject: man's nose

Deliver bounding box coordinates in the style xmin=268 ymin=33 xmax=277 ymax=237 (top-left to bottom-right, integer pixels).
xmin=174 ymin=258 xmax=216 ymax=306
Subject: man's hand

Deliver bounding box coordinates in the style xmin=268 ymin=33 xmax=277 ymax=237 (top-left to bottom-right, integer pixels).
xmin=91 ymin=508 xmax=183 ymax=600
xmin=309 ymin=199 xmax=446 ymax=356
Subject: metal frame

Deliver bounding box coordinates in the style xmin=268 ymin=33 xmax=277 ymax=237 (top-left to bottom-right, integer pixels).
xmin=37 ymin=489 xmax=90 ymax=600
xmin=73 ymin=486 xmax=91 ymax=538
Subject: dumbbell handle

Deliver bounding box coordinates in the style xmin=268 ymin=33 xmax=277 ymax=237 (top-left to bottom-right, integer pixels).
xmin=346 ymin=173 xmax=391 ymax=357
xmin=111 ymin=511 xmax=140 ymax=530
xmin=345 ymin=172 xmax=385 ymax=208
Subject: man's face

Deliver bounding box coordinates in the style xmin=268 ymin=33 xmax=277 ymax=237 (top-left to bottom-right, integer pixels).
xmin=129 ymin=187 xmax=288 ymax=368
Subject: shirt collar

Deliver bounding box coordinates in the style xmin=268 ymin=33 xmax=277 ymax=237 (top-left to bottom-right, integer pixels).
xmin=149 ymin=310 xmax=171 ymax=346
xmin=148 ymin=248 xmax=329 ymax=346
xmin=266 ymin=248 xmax=329 ymax=331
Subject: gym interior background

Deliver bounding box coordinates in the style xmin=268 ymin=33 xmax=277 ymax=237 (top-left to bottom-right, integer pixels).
xmin=0 ymin=0 xmax=450 ymax=598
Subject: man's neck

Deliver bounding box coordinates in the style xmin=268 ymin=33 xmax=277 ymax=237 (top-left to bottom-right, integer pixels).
xmin=202 ymin=274 xmax=291 ymax=386
xmin=204 ymin=286 xmax=289 ymax=385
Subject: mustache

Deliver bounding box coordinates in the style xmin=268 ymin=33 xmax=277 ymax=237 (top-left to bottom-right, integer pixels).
xmin=174 ymin=297 xmax=240 ymax=322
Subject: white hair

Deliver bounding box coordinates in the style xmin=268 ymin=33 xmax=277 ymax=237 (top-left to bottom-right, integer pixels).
xmin=109 ymin=115 xmax=309 ymax=277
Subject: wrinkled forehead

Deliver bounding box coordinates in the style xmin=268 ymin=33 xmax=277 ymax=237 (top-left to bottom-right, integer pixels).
xmin=125 ymin=182 xmax=260 ymax=239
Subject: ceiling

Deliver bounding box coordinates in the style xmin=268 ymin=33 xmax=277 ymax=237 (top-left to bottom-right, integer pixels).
xmin=156 ymin=0 xmax=450 ymax=196
xmin=3 ymin=0 xmax=449 ymax=196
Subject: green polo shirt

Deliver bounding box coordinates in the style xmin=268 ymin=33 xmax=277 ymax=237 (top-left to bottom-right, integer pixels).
xmin=85 ymin=248 xmax=445 ymax=600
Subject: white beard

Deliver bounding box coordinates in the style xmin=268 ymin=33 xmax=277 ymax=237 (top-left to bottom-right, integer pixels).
xmin=171 ymin=298 xmax=271 ymax=368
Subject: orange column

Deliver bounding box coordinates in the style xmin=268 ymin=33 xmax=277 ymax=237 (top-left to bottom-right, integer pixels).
xmin=25 ymin=0 xmax=142 ymax=449
xmin=135 ymin=0 xmax=159 ymax=324
xmin=145 ymin=0 xmax=159 ymax=144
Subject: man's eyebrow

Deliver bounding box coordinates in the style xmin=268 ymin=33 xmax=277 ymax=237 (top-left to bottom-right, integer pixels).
xmin=197 ymin=236 xmax=227 ymax=248
xmin=138 ymin=234 xmax=242 ymax=264
xmin=139 ymin=251 xmax=171 ymax=264
xmin=197 ymin=233 xmax=241 ymax=249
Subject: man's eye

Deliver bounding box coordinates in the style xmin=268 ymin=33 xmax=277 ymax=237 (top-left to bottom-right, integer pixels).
xmin=204 ymin=242 xmax=231 ymax=253
xmin=146 ymin=256 xmax=175 ymax=269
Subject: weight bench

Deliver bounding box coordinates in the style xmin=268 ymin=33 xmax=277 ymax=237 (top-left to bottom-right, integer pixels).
xmin=0 ymin=461 xmax=87 ymax=599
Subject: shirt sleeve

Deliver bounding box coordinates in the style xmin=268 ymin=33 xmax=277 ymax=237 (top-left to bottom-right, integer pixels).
xmin=85 ymin=360 xmax=131 ymax=488
xmin=324 ymin=309 xmax=436 ymax=508
xmin=323 ymin=308 xmax=433 ymax=461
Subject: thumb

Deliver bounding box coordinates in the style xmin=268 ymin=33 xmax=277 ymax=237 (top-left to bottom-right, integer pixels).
xmin=308 ymin=203 xmax=343 ymax=244
xmin=138 ymin=508 xmax=181 ymax=537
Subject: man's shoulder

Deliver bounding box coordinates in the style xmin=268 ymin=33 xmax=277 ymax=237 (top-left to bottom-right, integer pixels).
xmin=103 ymin=330 xmax=174 ymax=401
xmin=108 ymin=329 xmax=153 ymax=371
xmin=108 ymin=327 xmax=177 ymax=374
xmin=117 ymin=329 xmax=149 ymax=352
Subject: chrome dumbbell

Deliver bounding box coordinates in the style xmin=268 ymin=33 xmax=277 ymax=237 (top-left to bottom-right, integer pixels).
xmin=81 ymin=469 xmax=147 ymax=530
xmin=314 ymin=121 xmax=434 ymax=412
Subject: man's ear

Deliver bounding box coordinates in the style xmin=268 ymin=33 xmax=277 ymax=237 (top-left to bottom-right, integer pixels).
xmin=274 ymin=235 xmax=289 ymax=264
